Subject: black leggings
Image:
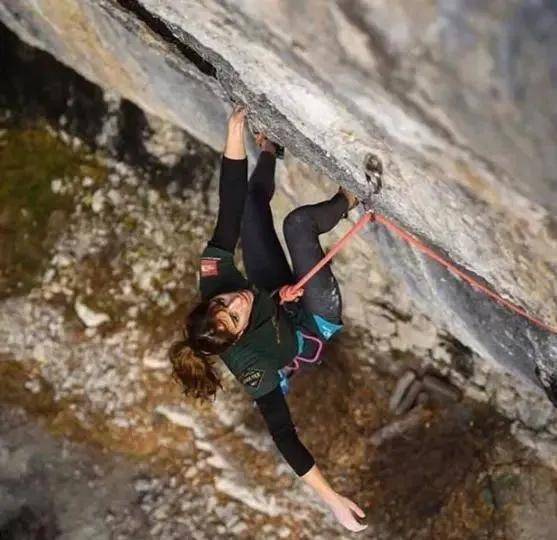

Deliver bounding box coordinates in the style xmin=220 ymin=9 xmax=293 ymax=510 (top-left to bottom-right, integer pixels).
xmin=240 ymin=152 xmax=348 ymax=324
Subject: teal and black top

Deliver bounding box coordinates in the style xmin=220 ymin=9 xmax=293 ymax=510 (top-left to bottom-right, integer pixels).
xmin=200 ymin=244 xmax=298 ymax=398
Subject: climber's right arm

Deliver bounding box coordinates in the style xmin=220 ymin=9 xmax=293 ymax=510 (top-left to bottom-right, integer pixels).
xmin=255 ymin=387 xmax=368 ymax=533
xmin=208 ymin=107 xmax=248 ymax=253
xmin=255 ymin=386 xmax=315 ymax=476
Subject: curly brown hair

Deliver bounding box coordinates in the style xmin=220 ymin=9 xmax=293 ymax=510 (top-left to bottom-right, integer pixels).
xmin=168 ymin=300 xmax=237 ymax=400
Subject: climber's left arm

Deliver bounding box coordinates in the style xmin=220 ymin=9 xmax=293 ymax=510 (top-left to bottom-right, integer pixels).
xmin=208 ymin=106 xmax=248 ymax=253
xmin=255 ymin=386 xmax=315 ymax=476
xmin=256 ymin=387 xmax=368 ymax=532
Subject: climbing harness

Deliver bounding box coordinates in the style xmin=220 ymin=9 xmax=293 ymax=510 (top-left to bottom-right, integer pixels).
xmin=291 ymin=330 xmax=324 ymax=371
xmin=278 ymin=331 xmax=324 ymax=395
xmin=279 ymin=209 xmax=557 ymax=335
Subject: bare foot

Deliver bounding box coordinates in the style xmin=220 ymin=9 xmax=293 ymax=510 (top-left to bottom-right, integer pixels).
xmin=224 ymin=105 xmax=247 ymax=159
xmin=255 ymin=133 xmax=277 ymax=156
xmin=338 ymin=186 xmax=359 ymax=211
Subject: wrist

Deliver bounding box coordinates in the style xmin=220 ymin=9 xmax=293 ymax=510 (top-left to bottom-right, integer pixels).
xmin=224 ymin=142 xmax=246 ymax=160
xmin=301 ymin=464 xmax=340 ymax=507
xmin=223 ymin=149 xmax=246 ymax=160
xmin=223 ymin=153 xmax=247 ymax=161
xmin=224 ymin=130 xmax=246 ymax=159
xmin=322 ymin=489 xmax=341 ymax=507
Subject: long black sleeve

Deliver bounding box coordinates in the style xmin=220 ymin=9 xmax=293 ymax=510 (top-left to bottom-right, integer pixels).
xmin=208 ymin=156 xmax=248 ymax=253
xmin=255 ymin=386 xmax=315 ymax=476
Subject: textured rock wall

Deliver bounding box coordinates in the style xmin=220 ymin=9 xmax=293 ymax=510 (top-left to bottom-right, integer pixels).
xmin=1 ymin=0 xmax=556 ymax=401
xmin=2 ymin=28 xmax=557 ymax=539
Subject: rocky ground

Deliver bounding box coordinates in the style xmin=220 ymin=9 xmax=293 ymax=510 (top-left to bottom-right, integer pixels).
xmin=1 ymin=27 xmax=557 ymax=540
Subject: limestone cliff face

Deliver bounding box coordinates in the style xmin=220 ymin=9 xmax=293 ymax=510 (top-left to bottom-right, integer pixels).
xmin=1 ymin=0 xmax=556 ymax=401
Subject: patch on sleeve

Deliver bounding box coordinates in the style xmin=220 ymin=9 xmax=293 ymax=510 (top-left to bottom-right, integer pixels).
xmin=200 ymin=257 xmax=220 ymax=277
xmin=239 ymin=368 xmax=264 ymax=390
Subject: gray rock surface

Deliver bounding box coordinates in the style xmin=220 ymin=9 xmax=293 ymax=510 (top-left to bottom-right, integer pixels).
xmin=0 ymin=0 xmax=556 ymax=401
xmin=1 ymin=37 xmax=557 ymax=536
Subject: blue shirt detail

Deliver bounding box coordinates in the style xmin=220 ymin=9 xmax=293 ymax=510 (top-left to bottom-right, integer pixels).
xmin=312 ymin=314 xmax=343 ymax=341
xmin=278 ymin=369 xmax=290 ymax=395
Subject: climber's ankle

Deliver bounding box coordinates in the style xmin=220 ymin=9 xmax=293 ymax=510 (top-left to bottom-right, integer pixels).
xmin=255 ymin=133 xmax=277 ymax=156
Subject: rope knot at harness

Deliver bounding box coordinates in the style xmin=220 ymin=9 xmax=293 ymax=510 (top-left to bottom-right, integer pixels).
xmin=278 ymin=284 xmax=305 ymax=304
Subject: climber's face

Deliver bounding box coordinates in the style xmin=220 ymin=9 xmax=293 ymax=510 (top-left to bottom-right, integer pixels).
xmin=209 ymin=290 xmax=254 ymax=338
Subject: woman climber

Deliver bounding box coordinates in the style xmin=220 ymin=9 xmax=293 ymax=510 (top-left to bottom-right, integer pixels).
xmin=169 ymin=106 xmax=367 ymax=532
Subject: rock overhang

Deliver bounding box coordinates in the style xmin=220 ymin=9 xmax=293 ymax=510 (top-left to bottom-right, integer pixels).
xmin=0 ymin=0 xmax=556 ymax=403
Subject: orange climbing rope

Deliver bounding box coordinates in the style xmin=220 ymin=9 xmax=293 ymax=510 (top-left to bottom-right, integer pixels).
xmin=279 ymin=211 xmax=557 ymax=335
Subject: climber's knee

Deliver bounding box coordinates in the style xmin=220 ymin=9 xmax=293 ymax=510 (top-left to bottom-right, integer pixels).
xmin=283 ymin=207 xmax=312 ymax=240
